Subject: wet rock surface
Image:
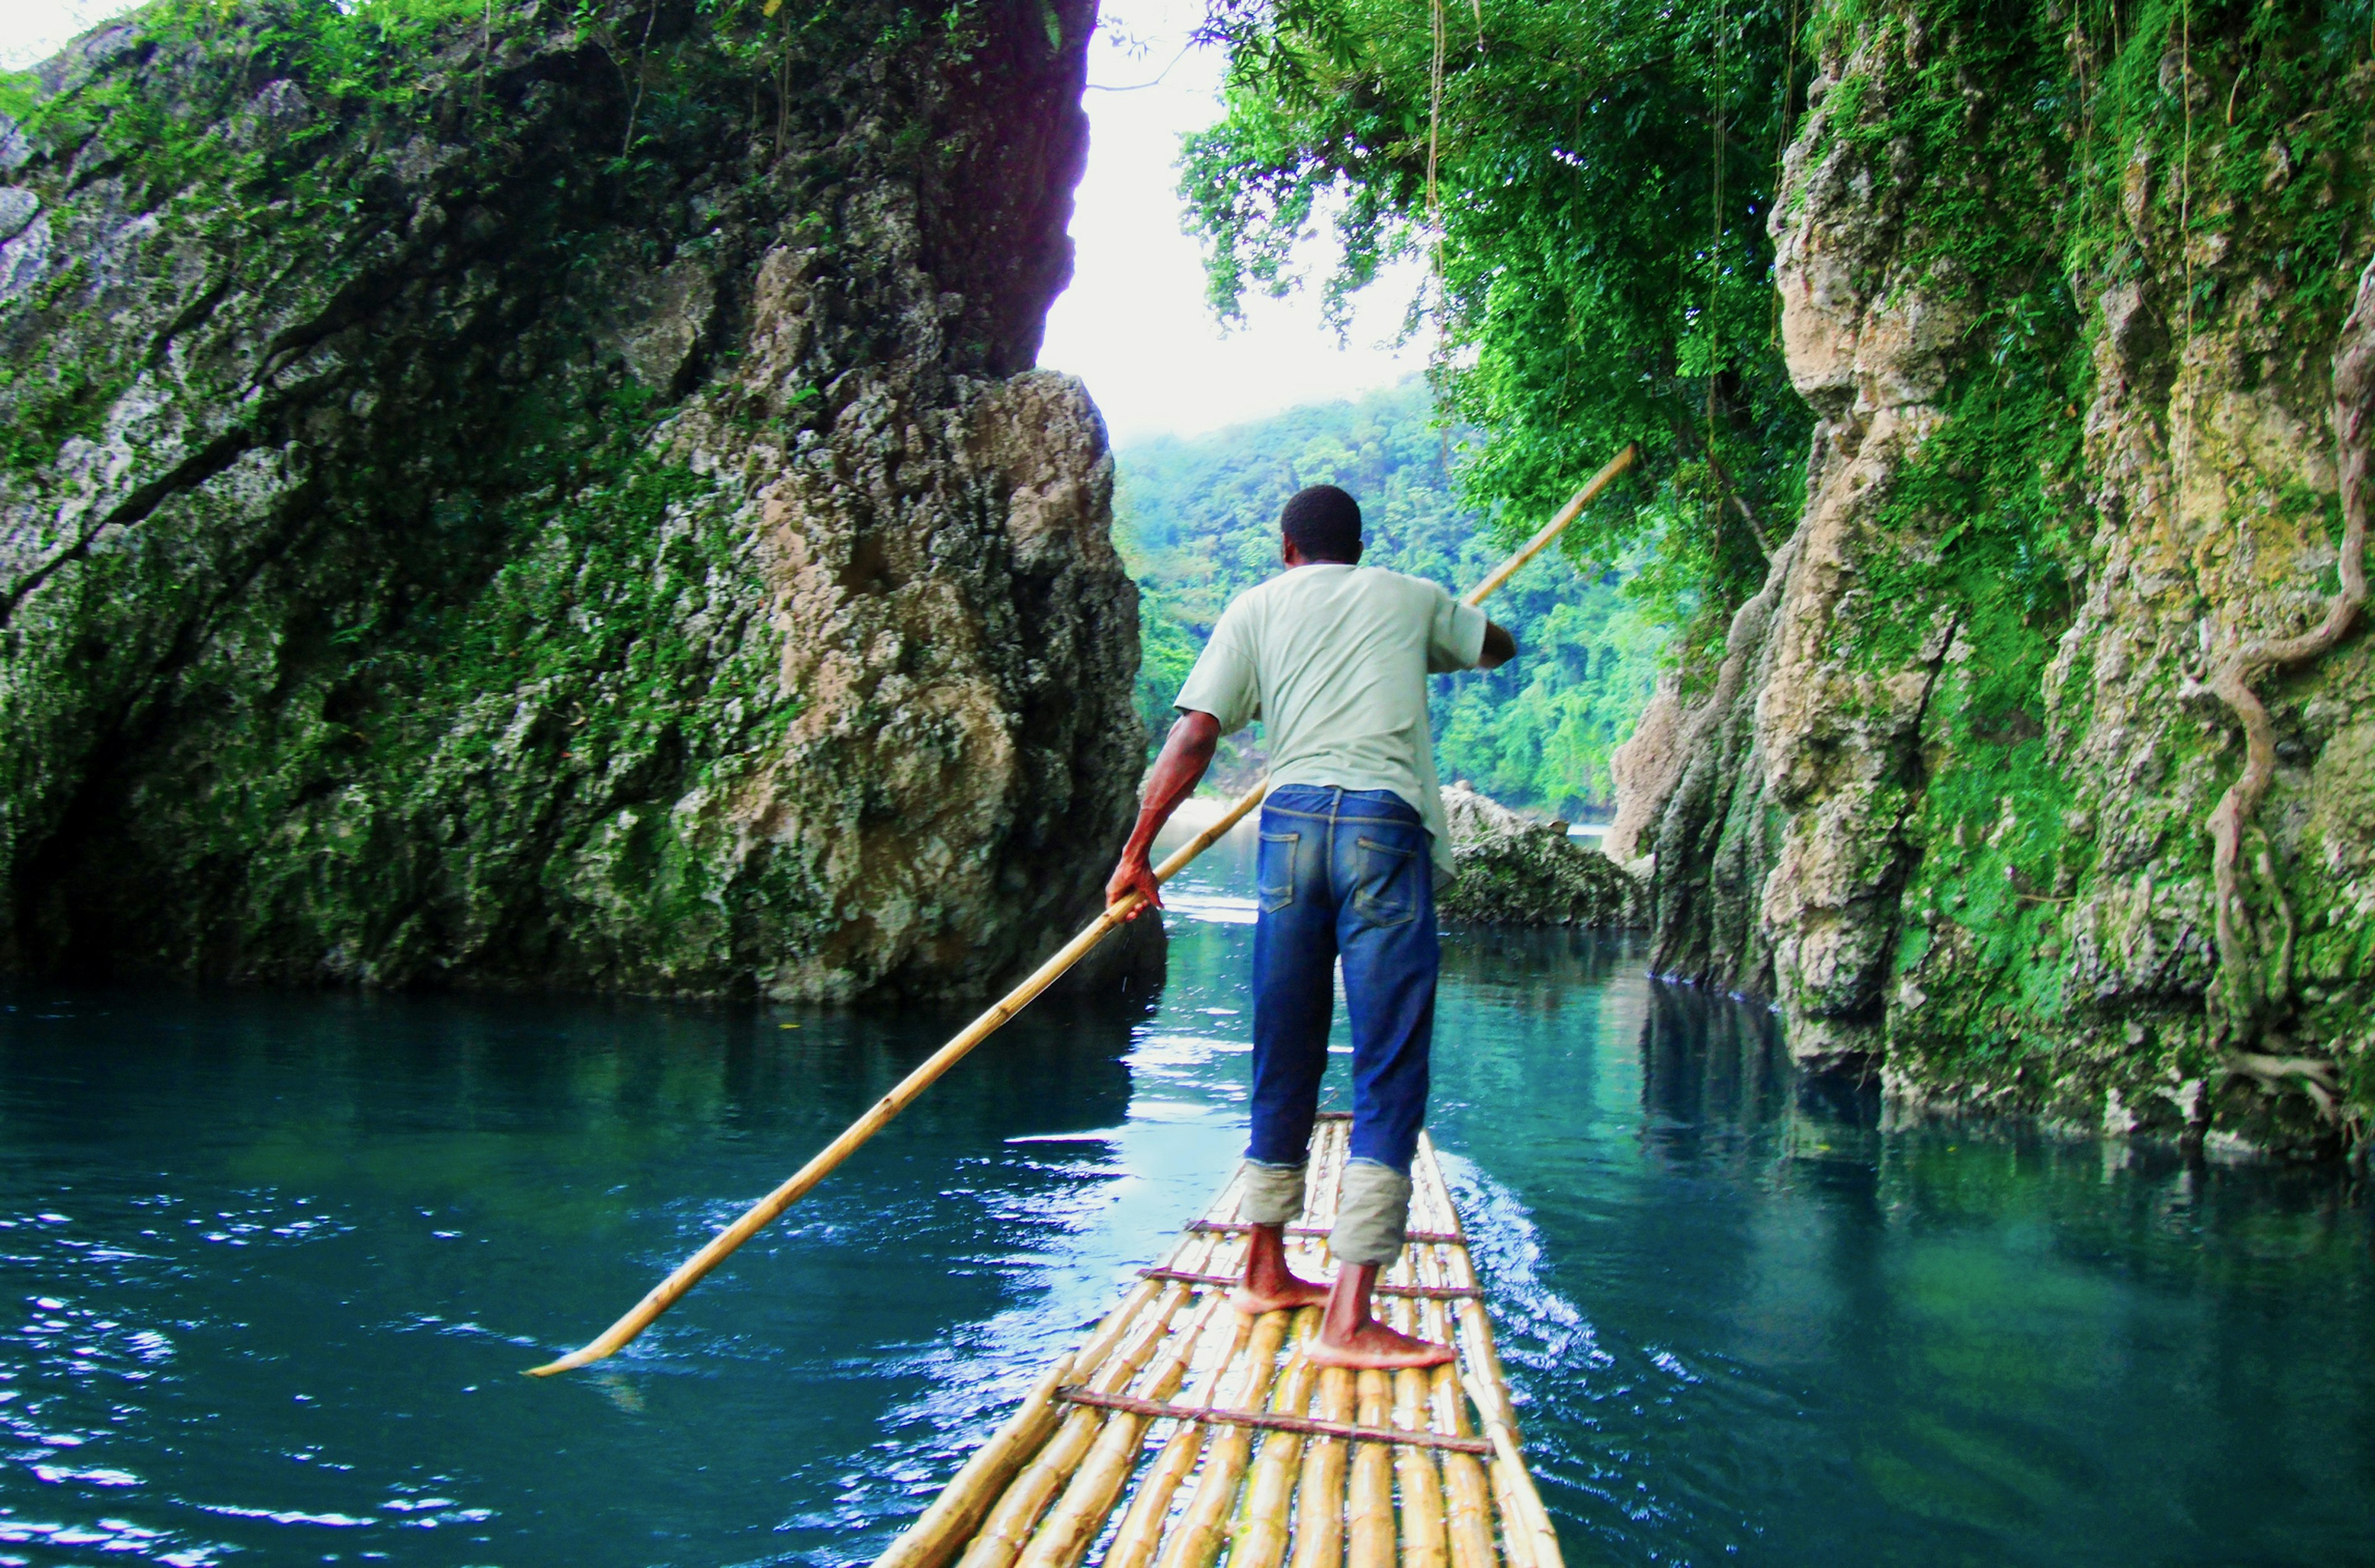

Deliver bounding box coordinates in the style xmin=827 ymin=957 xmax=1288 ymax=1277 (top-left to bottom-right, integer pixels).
xmin=0 ymin=0 xmax=1149 ymax=1001
xmin=1614 ymin=10 xmax=2375 ymax=1151
xmin=1437 ymin=784 xmax=1641 ymax=928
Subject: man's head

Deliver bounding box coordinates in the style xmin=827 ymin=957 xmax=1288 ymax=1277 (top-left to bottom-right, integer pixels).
xmin=1280 ymin=484 xmax=1363 ymax=566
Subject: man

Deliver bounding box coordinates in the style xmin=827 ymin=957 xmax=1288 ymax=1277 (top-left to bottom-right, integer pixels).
xmin=1105 ymin=483 xmax=1515 ymax=1370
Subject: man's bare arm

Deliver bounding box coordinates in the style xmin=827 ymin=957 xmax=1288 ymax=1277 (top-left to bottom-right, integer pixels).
xmin=1105 ymin=709 xmax=1222 ymax=918
xmin=1479 ymin=621 xmax=1517 ymax=670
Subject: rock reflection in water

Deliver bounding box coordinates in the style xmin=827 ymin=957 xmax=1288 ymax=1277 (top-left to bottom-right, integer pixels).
xmin=1635 ymin=978 xmax=1792 ymax=1141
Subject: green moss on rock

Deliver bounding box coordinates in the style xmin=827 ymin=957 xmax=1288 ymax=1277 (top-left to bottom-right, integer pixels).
xmin=1437 ymin=784 xmax=1642 ymax=927
xmin=0 ymin=0 xmax=1148 ymax=1001
xmin=1623 ymin=0 xmax=2375 ymax=1153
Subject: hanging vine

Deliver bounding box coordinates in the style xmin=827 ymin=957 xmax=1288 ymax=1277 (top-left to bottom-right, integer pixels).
xmin=2204 ymin=252 xmax=2375 ymax=1101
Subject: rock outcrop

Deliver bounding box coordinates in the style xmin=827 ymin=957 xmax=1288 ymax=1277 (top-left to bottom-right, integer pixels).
xmin=0 ymin=0 xmax=1149 ymax=1001
xmin=1437 ymin=784 xmax=1641 ymax=927
xmin=1615 ymin=4 xmax=2375 ymax=1151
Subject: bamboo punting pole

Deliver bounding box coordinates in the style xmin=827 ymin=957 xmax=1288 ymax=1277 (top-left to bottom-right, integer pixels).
xmin=1288 ymin=1366 xmax=1355 ymax=1568
xmin=1153 ymin=1307 xmax=1294 ymax=1568
xmin=527 ymin=444 xmax=1637 ymax=1377
xmin=1103 ymin=1309 xmax=1255 ymax=1568
xmin=1458 ymin=446 xmax=1638 ymax=608
xmin=1014 ymin=1294 xmax=1232 ymax=1568
xmin=524 ymin=888 xmax=1222 ymax=1377
xmin=1347 ymin=1369 xmax=1397 ymax=1568
xmin=957 ymin=1285 xmax=1194 ymax=1568
xmin=1228 ymin=1309 xmax=1325 ymax=1568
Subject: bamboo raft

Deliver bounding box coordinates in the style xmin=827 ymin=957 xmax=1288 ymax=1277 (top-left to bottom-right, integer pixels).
xmin=874 ymin=1115 xmax=1563 ymax=1568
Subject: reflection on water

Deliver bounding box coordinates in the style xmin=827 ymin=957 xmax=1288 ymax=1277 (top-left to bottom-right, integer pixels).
xmin=0 ymin=811 xmax=2368 ymax=1566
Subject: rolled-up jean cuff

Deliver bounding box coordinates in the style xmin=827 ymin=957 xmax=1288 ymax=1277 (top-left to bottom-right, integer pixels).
xmin=1239 ymin=1159 xmax=1308 ymax=1227
xmin=1330 ymin=1159 xmax=1413 ymax=1266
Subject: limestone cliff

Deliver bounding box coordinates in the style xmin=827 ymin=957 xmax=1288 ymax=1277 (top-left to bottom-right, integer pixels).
xmin=0 ymin=0 xmax=1149 ymax=1001
xmin=1612 ymin=2 xmax=2374 ymax=1153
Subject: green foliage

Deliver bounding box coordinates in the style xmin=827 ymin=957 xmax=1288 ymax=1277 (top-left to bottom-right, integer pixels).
xmin=2070 ymin=0 xmax=2375 ymax=339
xmin=1182 ymin=0 xmax=1815 ymax=641
xmin=1867 ymin=322 xmax=2094 ymax=1031
xmin=1118 ymin=382 xmax=1664 ymax=815
xmin=1132 ymin=587 xmax=1203 ymax=757
xmin=0 ymin=69 xmax=40 ymax=122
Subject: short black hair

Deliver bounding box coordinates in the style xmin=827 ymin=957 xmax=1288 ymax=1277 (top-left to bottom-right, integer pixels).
xmin=1281 ymin=484 xmax=1362 ymax=562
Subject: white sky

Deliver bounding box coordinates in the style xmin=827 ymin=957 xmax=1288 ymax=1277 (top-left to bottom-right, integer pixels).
xmin=1039 ymin=0 xmax=1431 ymax=443
xmin=3 ymin=0 xmax=1424 ymax=442
xmin=1 ymin=0 xmax=135 ymax=69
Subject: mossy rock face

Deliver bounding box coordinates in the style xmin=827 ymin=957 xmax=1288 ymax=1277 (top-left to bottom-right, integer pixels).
xmin=0 ymin=0 xmax=1149 ymax=1002
xmin=1437 ymin=785 xmax=1642 ymax=928
xmin=1617 ymin=0 xmax=2375 ymax=1149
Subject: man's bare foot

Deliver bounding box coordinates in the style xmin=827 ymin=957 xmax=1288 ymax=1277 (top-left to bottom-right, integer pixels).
xmin=1231 ymin=1222 xmax=1334 ymax=1315
xmin=1304 ymin=1315 xmax=1458 ymax=1370
xmin=1302 ymin=1261 xmax=1458 ymax=1370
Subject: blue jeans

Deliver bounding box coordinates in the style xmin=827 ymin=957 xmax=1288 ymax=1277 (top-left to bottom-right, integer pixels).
xmin=1249 ymin=785 xmax=1438 ymax=1177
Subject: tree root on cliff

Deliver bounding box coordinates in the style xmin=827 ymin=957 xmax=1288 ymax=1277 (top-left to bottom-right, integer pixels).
xmin=2202 ymin=252 xmax=2375 ymax=1080
xmin=2223 ymin=1052 xmax=2342 ymax=1123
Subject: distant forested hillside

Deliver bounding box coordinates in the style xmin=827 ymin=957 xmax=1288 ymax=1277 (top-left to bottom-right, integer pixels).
xmin=1116 ymin=383 xmax=1661 ymax=819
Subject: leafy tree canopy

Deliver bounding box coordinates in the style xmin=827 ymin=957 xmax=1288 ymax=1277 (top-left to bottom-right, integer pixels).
xmin=1119 ymin=382 xmax=1664 ymax=817
xmin=1179 ymin=0 xmax=1813 ymax=643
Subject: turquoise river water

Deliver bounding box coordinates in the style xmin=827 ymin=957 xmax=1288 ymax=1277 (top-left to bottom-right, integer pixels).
xmin=0 ymin=821 xmax=2369 ymax=1567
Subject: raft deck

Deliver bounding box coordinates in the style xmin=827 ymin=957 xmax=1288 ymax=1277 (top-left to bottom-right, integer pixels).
xmin=875 ymin=1114 xmax=1564 ymax=1568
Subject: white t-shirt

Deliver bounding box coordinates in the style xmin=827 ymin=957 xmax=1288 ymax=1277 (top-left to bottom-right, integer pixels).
xmin=1173 ymin=563 xmax=1489 ymax=874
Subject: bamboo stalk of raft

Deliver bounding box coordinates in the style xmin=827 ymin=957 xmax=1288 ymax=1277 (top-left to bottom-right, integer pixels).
xmin=1097 ymin=1308 xmax=1249 ymax=1568
xmin=1418 ymin=1205 xmax=1502 ymax=1568
xmin=1418 ymin=1141 xmax=1564 ymax=1568
xmin=1390 ymin=1286 xmax=1451 ymax=1567
xmin=1228 ymin=1306 xmax=1324 ymax=1568
xmin=870 ymin=1127 xmax=1565 ymax=1568
xmin=524 ymin=444 xmax=1637 ymax=1378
